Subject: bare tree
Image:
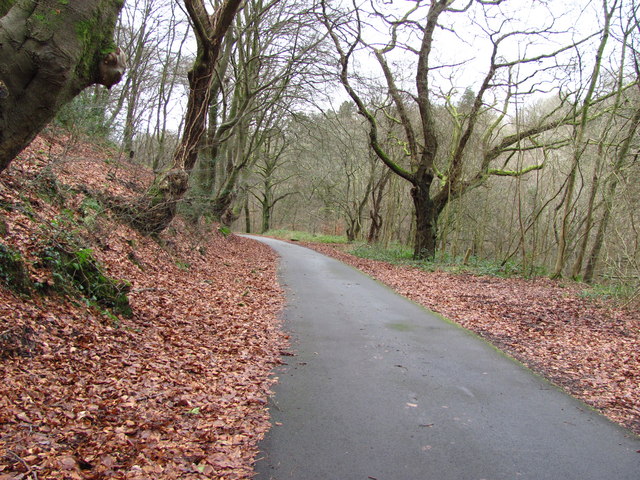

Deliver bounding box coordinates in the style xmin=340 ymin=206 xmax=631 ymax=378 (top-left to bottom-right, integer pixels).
xmin=250 ymin=131 xmax=297 ymax=233
xmin=551 ymin=0 xmax=619 ymax=278
xmin=126 ymin=0 xmax=243 ymax=233
xmin=320 ymin=0 xmax=592 ymax=259
xmin=197 ymin=0 xmax=326 ymax=224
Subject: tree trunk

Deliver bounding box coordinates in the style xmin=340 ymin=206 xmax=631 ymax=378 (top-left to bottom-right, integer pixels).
xmin=551 ymin=2 xmax=614 ymax=278
xmin=584 ymin=103 xmax=640 ymax=283
xmin=367 ymin=170 xmax=391 ymax=244
xmin=571 ymin=144 xmax=603 ymax=279
xmin=243 ymin=192 xmax=251 ymax=233
xmin=261 ymin=199 xmax=270 ymax=233
xmin=260 ymin=178 xmax=272 ymax=233
xmin=0 ymin=0 xmax=124 ymax=172
xmin=127 ymin=0 xmax=243 ymax=234
xmin=119 ymin=47 xmax=214 ymax=234
xmin=411 ymin=183 xmax=438 ymax=259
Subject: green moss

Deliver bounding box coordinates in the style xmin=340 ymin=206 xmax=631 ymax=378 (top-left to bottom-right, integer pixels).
xmin=27 ymin=4 xmax=67 ymax=41
xmin=73 ymin=1 xmax=124 ymax=83
xmin=0 ymin=242 xmax=32 ymax=294
xmin=75 ymin=19 xmax=98 ymax=80
xmin=386 ymin=322 xmax=413 ymax=332
xmin=40 ymin=245 xmax=132 ymax=317
xmin=0 ymin=0 xmax=16 ymax=17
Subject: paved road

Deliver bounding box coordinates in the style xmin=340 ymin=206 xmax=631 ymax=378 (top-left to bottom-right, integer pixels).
xmin=246 ymin=236 xmax=639 ymax=480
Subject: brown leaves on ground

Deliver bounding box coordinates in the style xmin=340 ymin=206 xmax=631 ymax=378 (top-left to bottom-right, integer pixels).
xmin=304 ymin=243 xmax=640 ymax=436
xmin=0 ymin=134 xmax=286 ymax=479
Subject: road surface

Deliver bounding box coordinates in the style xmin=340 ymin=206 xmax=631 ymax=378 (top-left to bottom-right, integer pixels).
xmin=246 ymin=236 xmax=639 ymax=480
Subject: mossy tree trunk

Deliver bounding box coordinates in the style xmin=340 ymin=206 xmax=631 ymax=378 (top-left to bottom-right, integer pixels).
xmin=131 ymin=0 xmax=243 ymax=234
xmin=0 ymin=0 xmax=124 ymax=172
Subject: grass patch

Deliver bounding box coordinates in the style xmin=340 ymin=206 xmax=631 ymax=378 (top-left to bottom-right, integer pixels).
xmin=350 ymin=243 xmax=415 ymax=263
xmin=579 ymin=282 xmax=638 ymax=303
xmin=264 ymin=229 xmax=348 ymax=244
xmin=350 ymin=243 xmax=548 ymax=279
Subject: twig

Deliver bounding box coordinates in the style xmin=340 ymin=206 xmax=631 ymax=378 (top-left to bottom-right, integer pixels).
xmin=8 ymin=450 xmax=38 ymax=480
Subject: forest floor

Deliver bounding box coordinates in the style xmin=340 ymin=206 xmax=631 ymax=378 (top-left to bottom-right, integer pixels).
xmin=0 ymin=133 xmax=286 ymax=479
xmin=1 ymin=132 xmax=638 ymax=480
xmin=299 ymin=242 xmax=640 ymax=437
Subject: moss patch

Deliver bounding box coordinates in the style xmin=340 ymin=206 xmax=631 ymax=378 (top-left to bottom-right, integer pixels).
xmin=0 ymin=242 xmax=32 ymax=294
xmin=0 ymin=0 xmax=17 ymax=17
xmin=39 ymin=244 xmax=132 ymax=316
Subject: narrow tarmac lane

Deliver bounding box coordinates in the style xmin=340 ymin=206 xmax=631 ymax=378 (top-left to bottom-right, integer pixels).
xmin=246 ymin=236 xmax=639 ymax=480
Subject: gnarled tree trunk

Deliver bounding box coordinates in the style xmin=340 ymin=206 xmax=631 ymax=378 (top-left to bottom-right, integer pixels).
xmin=130 ymin=0 xmax=243 ymax=234
xmin=0 ymin=0 xmax=125 ymax=172
xmin=411 ymin=183 xmax=439 ymax=259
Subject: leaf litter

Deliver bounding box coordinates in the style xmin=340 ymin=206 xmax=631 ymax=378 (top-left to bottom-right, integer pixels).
xmin=1 ymin=131 xmax=637 ymax=480
xmin=0 ymin=133 xmax=286 ymax=479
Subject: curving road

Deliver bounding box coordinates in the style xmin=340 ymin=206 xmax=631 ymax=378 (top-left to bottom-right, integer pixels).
xmin=246 ymin=236 xmax=639 ymax=480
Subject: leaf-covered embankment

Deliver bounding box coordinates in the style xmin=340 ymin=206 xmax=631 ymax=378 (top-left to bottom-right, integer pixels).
xmin=303 ymin=243 xmax=639 ymax=436
xmin=0 ymin=134 xmax=286 ymax=479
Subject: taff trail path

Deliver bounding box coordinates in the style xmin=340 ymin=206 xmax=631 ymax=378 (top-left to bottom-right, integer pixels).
xmin=245 ymin=236 xmax=639 ymax=480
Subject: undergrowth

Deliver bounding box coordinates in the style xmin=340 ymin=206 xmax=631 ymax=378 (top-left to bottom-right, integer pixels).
xmin=349 ymin=243 xmax=548 ymax=279
xmin=0 ymin=242 xmax=32 ymax=293
xmin=38 ymin=243 xmax=132 ymax=317
xmin=0 ymin=183 xmax=133 ymax=318
xmin=264 ymin=229 xmax=348 ymax=244
xmin=579 ymin=282 xmax=639 ymax=305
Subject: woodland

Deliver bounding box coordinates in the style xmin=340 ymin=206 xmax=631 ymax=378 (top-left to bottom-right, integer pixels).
xmin=0 ymin=0 xmax=639 ymax=478
xmin=1 ymin=0 xmax=637 ymax=287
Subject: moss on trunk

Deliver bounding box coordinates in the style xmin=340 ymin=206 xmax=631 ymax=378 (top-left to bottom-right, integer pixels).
xmin=0 ymin=0 xmax=124 ymax=172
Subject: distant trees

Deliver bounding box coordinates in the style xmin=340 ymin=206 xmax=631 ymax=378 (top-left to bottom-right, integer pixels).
xmin=241 ymin=0 xmax=636 ymax=289
xmin=552 ymin=0 xmax=620 ymax=278
xmin=251 ymin=129 xmax=296 ymax=233
xmin=2 ymin=0 xmax=637 ymax=290
xmin=0 ymin=0 xmax=125 ymax=172
xmin=319 ymin=0 xmax=594 ymax=259
xmin=189 ymin=0 xmax=325 ymax=225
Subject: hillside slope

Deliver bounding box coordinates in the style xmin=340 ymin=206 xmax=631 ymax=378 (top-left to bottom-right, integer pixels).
xmin=0 ymin=133 xmax=286 ymax=479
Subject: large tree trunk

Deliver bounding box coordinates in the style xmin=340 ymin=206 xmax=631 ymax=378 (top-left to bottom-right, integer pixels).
xmin=411 ymin=183 xmax=438 ymax=259
xmin=0 ymin=0 xmax=124 ymax=172
xmin=130 ymin=0 xmax=243 ymax=234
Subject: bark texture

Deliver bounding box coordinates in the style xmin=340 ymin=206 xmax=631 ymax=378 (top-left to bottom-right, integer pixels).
xmin=0 ymin=0 xmax=124 ymax=172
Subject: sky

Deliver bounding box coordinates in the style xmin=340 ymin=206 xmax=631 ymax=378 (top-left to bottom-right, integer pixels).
xmin=335 ymin=0 xmax=609 ymax=108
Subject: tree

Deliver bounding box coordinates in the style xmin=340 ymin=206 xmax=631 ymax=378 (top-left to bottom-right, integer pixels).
xmin=0 ymin=0 xmax=126 ymax=172
xmin=194 ymin=0 xmax=325 ymax=225
xmin=251 ymin=131 xmax=297 ymax=233
xmin=551 ymin=0 xmax=619 ymax=278
xmin=320 ymin=0 xmax=591 ymax=259
xmin=127 ymin=0 xmax=243 ymax=233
